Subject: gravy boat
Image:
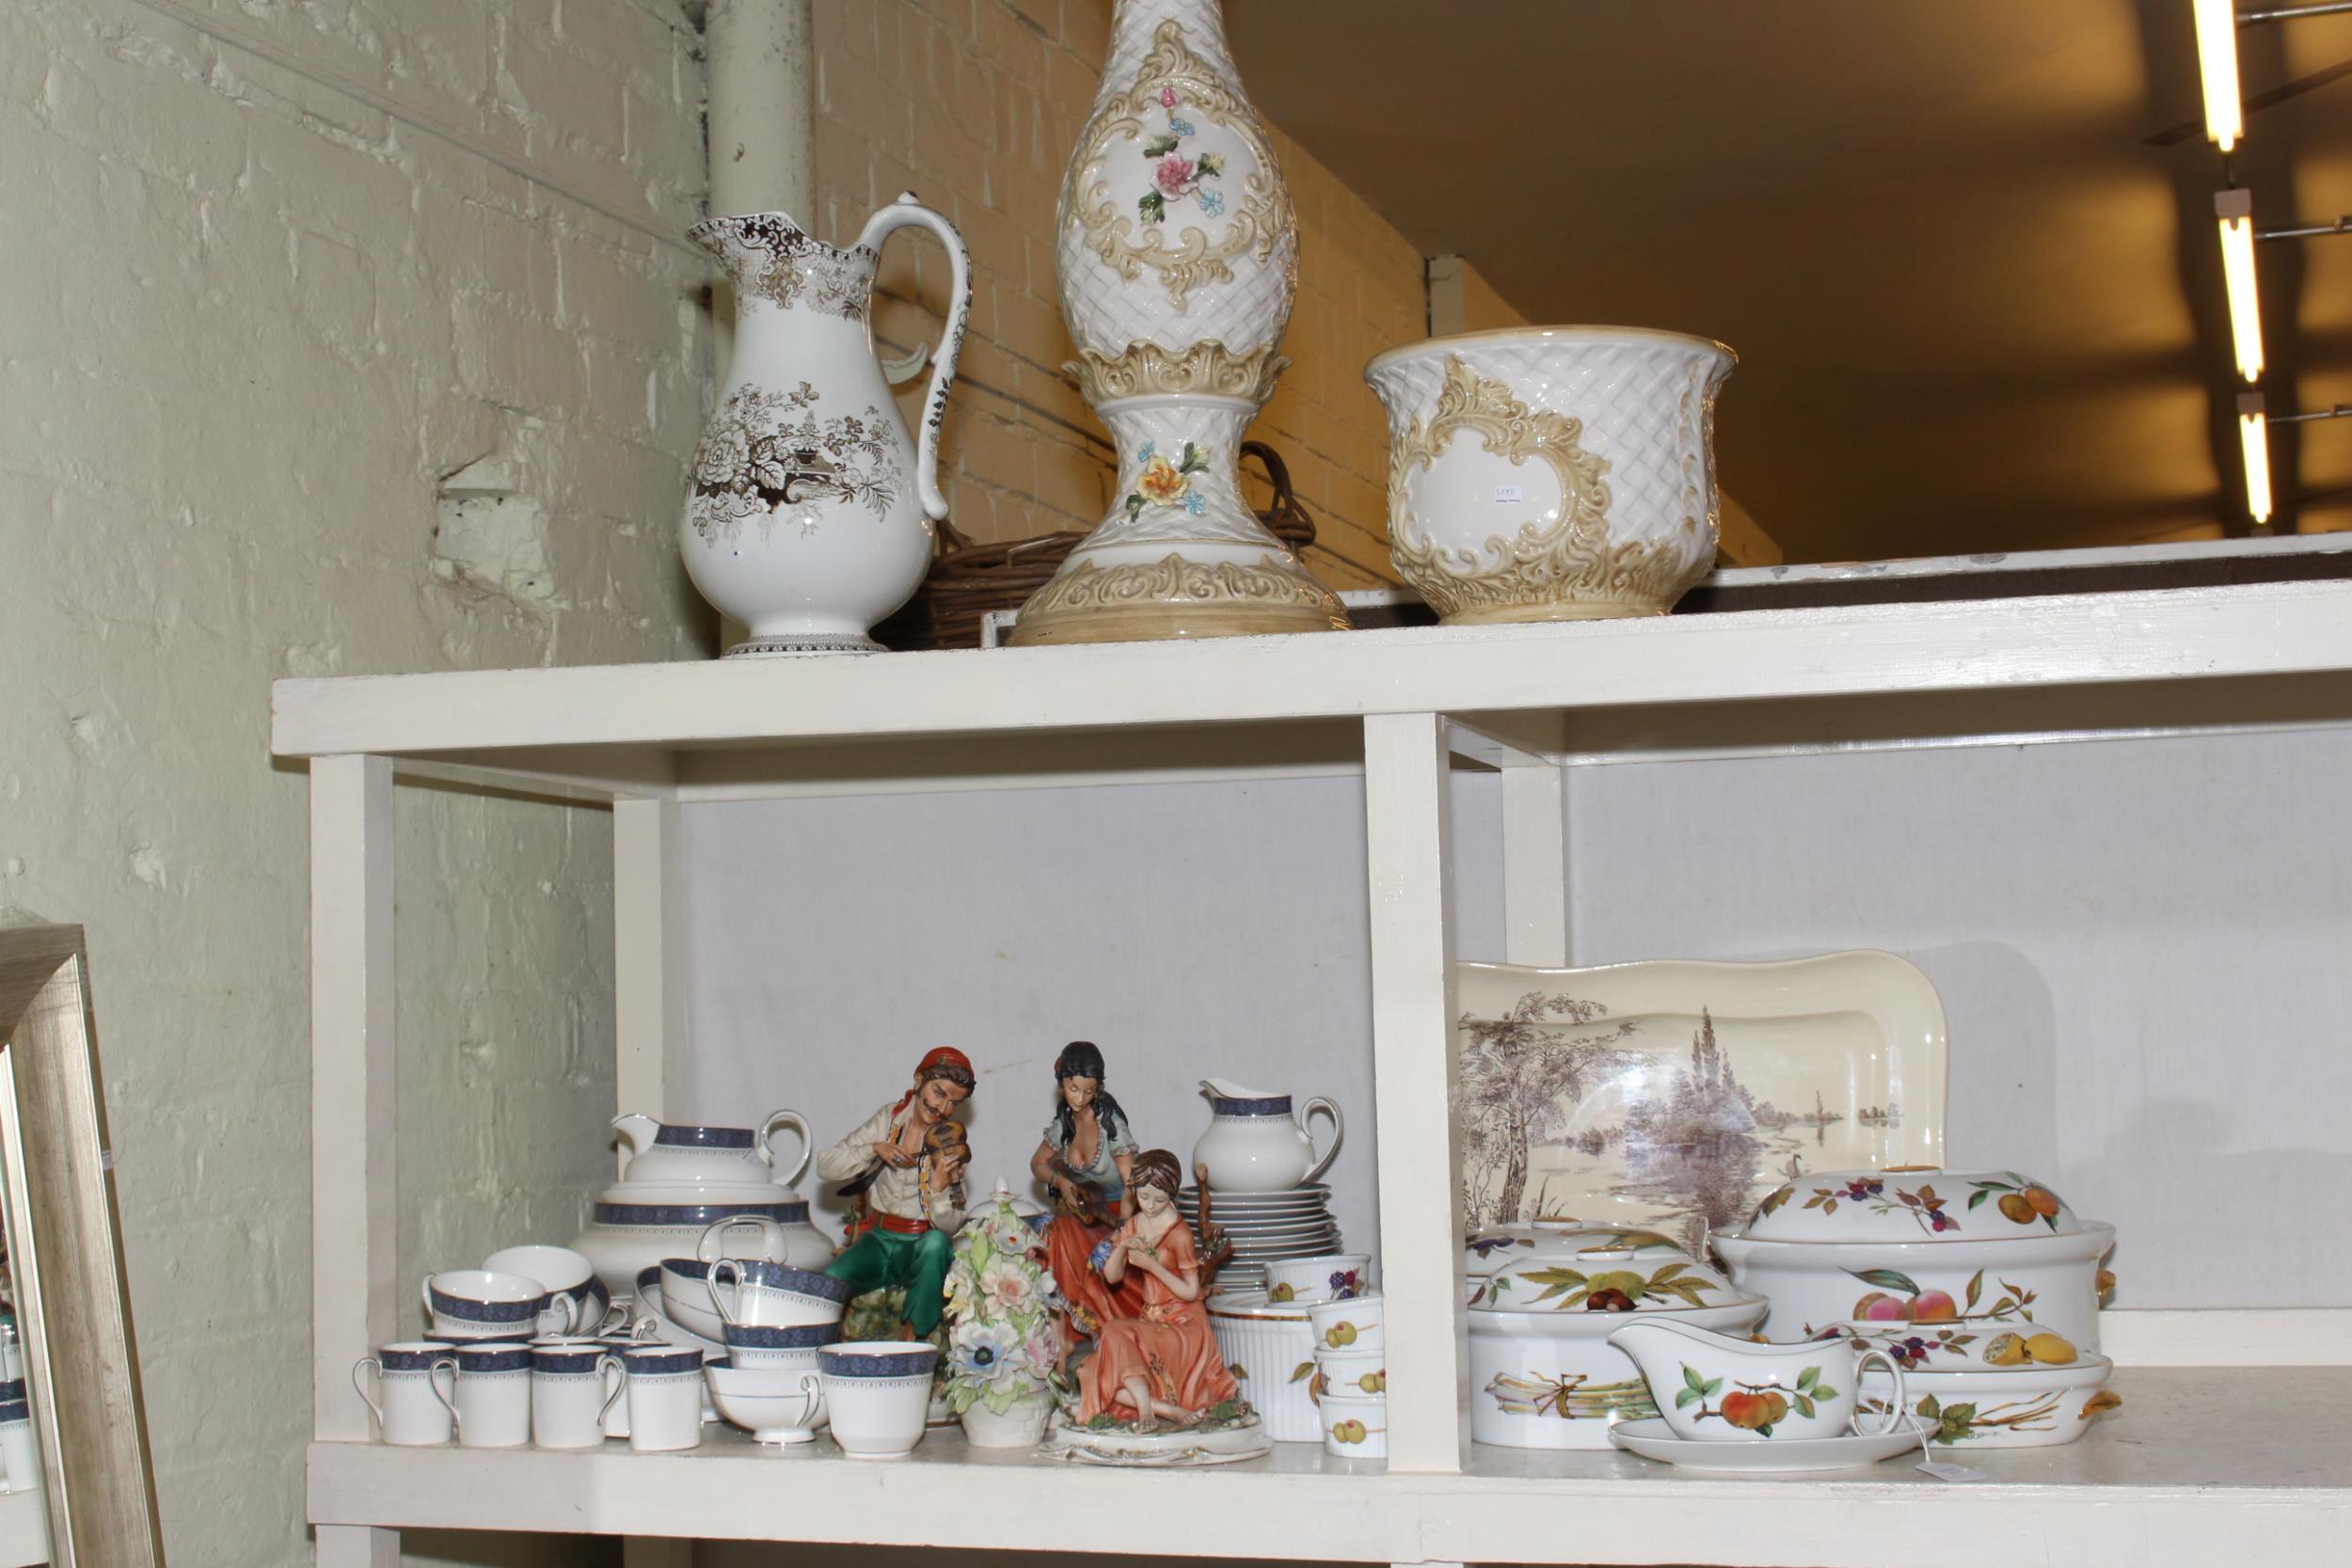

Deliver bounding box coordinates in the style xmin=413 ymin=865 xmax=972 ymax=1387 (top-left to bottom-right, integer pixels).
xmin=1608 ymin=1318 xmax=1907 ymax=1443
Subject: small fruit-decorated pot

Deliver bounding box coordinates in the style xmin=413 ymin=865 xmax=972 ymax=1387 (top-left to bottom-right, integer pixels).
xmin=1311 ymin=1346 xmax=1387 ymax=1399
xmin=1305 ymin=1293 xmax=1384 ymax=1354
xmin=1317 ymin=1387 xmax=1387 ymax=1460
xmin=1609 ymin=1318 xmax=1908 ymax=1443
xmin=1264 ymin=1253 xmax=1371 ymax=1306
xmin=1857 ymin=1352 xmax=2118 ymax=1448
xmin=1206 ymin=1291 xmax=1320 ymax=1444
xmin=1466 ymin=1222 xmax=1768 ymax=1451
xmin=1710 ymin=1167 xmax=2116 ymax=1352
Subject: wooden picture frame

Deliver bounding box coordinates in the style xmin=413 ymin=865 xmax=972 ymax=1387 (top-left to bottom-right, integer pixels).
xmin=0 ymin=924 xmax=166 ymax=1568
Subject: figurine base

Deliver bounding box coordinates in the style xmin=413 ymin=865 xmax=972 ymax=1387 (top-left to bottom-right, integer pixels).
xmin=1046 ymin=1411 xmax=1271 ymax=1466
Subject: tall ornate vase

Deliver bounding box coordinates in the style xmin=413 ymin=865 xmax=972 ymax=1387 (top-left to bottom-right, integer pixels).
xmin=1009 ymin=0 xmax=1346 ymax=646
xmin=683 ymin=197 xmax=970 ymax=656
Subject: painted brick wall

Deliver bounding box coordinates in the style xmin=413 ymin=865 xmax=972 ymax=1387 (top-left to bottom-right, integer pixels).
xmin=0 ymin=1 xmax=707 ymax=1564
xmin=811 ymin=0 xmax=1418 ymax=591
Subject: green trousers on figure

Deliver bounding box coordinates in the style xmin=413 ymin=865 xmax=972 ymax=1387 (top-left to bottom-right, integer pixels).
xmin=823 ymin=1227 xmax=953 ymax=1337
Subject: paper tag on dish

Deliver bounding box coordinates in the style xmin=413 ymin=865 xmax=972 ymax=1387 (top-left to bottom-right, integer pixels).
xmin=1917 ymin=1459 xmax=1987 ymax=1482
xmin=1491 ymin=483 xmax=1524 ymax=504
xmin=101 ymin=1148 xmax=116 ymax=1171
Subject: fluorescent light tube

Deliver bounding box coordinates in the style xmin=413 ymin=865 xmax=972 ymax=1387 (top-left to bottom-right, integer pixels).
xmin=2239 ymin=392 xmax=2272 ymax=524
xmin=2195 ymin=0 xmax=2245 ymax=152
xmin=2217 ymin=189 xmax=2264 ymax=382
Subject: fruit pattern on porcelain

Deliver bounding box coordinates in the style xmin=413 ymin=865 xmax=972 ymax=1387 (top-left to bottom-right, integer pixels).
xmin=1828 ymin=1319 xmax=2089 ymax=1370
xmin=1607 ymin=1317 xmax=1907 ymax=1443
xmin=1742 ymin=1167 xmax=2090 ymax=1243
xmin=1468 ymin=1294 xmax=1770 ymax=1450
xmin=1465 ymin=1224 xmax=1768 ymax=1452
xmin=1858 ymin=1354 xmax=2119 ymax=1448
xmin=1206 ymin=1290 xmax=1320 ymax=1442
xmin=1362 ymin=330 xmax=1734 ymax=624
xmin=1711 ymin=1166 xmax=2115 ymax=1351
xmin=1465 ymin=1222 xmax=1743 ymax=1314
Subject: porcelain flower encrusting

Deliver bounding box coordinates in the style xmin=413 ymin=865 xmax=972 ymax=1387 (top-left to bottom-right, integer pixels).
xmin=942 ymin=1185 xmax=1064 ymax=1418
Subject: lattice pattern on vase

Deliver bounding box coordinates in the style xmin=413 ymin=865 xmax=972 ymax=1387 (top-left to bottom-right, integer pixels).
xmin=1364 ymin=331 xmax=1735 ymax=623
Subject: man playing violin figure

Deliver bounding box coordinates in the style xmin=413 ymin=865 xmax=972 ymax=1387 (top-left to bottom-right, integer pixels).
xmin=817 ymin=1046 xmax=975 ymax=1340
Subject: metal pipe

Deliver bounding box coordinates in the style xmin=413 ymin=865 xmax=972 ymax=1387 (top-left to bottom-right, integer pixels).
xmin=2258 ymin=215 xmax=2352 ymax=241
xmin=2238 ymin=0 xmax=2352 ymax=23
xmin=2271 ymin=404 xmax=2352 ymax=424
xmin=705 ymin=0 xmax=815 ymax=221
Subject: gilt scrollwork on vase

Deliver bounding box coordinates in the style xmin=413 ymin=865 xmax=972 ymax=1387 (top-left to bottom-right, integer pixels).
xmin=1385 ymin=355 xmax=1693 ymax=622
xmin=1366 ymin=332 xmax=1735 ymax=623
xmin=1058 ymin=19 xmax=1295 ymax=317
xmin=1018 ymin=553 xmax=1352 ymax=624
xmin=1067 ymin=341 xmax=1289 ymax=407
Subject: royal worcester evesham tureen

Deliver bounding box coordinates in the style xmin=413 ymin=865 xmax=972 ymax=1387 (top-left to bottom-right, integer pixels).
xmin=1709 ymin=1167 xmax=2115 ymax=1351
xmin=1465 ymin=1220 xmax=1767 ymax=1450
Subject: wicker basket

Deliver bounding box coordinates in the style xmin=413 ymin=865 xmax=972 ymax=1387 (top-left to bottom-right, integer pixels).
xmin=874 ymin=441 xmax=1321 ymax=651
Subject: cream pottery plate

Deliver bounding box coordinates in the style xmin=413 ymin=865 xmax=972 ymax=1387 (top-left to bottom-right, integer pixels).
xmin=1455 ymin=952 xmax=1947 ymax=1256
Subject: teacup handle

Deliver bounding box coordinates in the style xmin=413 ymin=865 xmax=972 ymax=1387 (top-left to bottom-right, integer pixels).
xmin=592 ymin=1300 xmax=630 ymax=1337
xmin=430 ymin=1356 xmax=461 ymax=1434
xmin=351 ymin=1357 xmax=386 ymax=1432
xmin=708 ymin=1258 xmax=745 ymax=1327
xmin=418 ymin=1276 xmax=436 ymax=1326
xmin=1851 ymin=1346 xmax=1908 ymax=1436
xmin=697 ymin=1215 xmax=787 ymax=1264
xmin=549 ymin=1292 xmax=585 ymax=1337
xmin=1299 ymin=1098 xmax=1343 ymax=1185
xmin=759 ymin=1110 xmax=811 ymax=1189
xmin=597 ymin=1354 xmax=629 ymax=1425
xmin=801 ymin=1370 xmax=827 ymax=1427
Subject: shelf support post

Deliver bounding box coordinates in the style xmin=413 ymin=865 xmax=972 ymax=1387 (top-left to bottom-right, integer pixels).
xmin=1362 ymin=712 xmax=1468 ymax=1472
xmin=613 ymin=794 xmax=688 ymax=1147
xmin=309 ymin=754 xmax=398 ymax=1568
xmin=1501 ymin=753 xmax=1570 ymax=968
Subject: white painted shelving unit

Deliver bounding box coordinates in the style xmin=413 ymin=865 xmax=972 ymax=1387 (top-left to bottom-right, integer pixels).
xmin=278 ymin=579 xmax=2352 ymax=1568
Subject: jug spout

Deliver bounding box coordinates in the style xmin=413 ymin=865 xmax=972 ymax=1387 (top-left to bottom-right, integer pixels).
xmin=687 ymin=212 xmax=875 ymax=312
xmin=611 ymin=1112 xmax=659 ymax=1160
xmin=1606 ymin=1317 xmax=1757 ymax=1386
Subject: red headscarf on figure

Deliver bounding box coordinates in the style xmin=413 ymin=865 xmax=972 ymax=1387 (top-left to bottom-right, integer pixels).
xmin=894 ymin=1046 xmax=976 ymax=1114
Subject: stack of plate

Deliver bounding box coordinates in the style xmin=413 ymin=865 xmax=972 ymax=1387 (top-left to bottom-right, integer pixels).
xmin=1178 ymin=1184 xmax=1340 ymax=1295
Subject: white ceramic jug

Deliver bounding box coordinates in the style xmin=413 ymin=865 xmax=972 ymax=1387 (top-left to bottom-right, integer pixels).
xmin=611 ymin=1110 xmax=812 ymax=1188
xmin=1190 ymin=1079 xmax=1342 ymax=1193
xmin=683 ymin=196 xmax=971 ymax=656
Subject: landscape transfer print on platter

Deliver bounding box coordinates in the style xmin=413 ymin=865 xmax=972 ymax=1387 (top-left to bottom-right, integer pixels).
xmin=1458 ymin=994 xmax=1916 ymax=1252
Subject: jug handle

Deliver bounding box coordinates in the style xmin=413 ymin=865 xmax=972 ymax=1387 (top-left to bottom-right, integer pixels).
xmin=758 ymin=1110 xmax=812 ymax=1189
xmin=611 ymin=1112 xmax=659 ymax=1159
xmin=855 ymin=192 xmax=970 ymax=521
xmin=1300 ymin=1097 xmax=1343 ymax=1185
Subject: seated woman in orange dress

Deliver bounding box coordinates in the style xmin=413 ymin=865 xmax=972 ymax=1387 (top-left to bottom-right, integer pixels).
xmin=1076 ymin=1148 xmax=1239 ymax=1432
xmin=1028 ymin=1041 xmax=1144 ymax=1343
